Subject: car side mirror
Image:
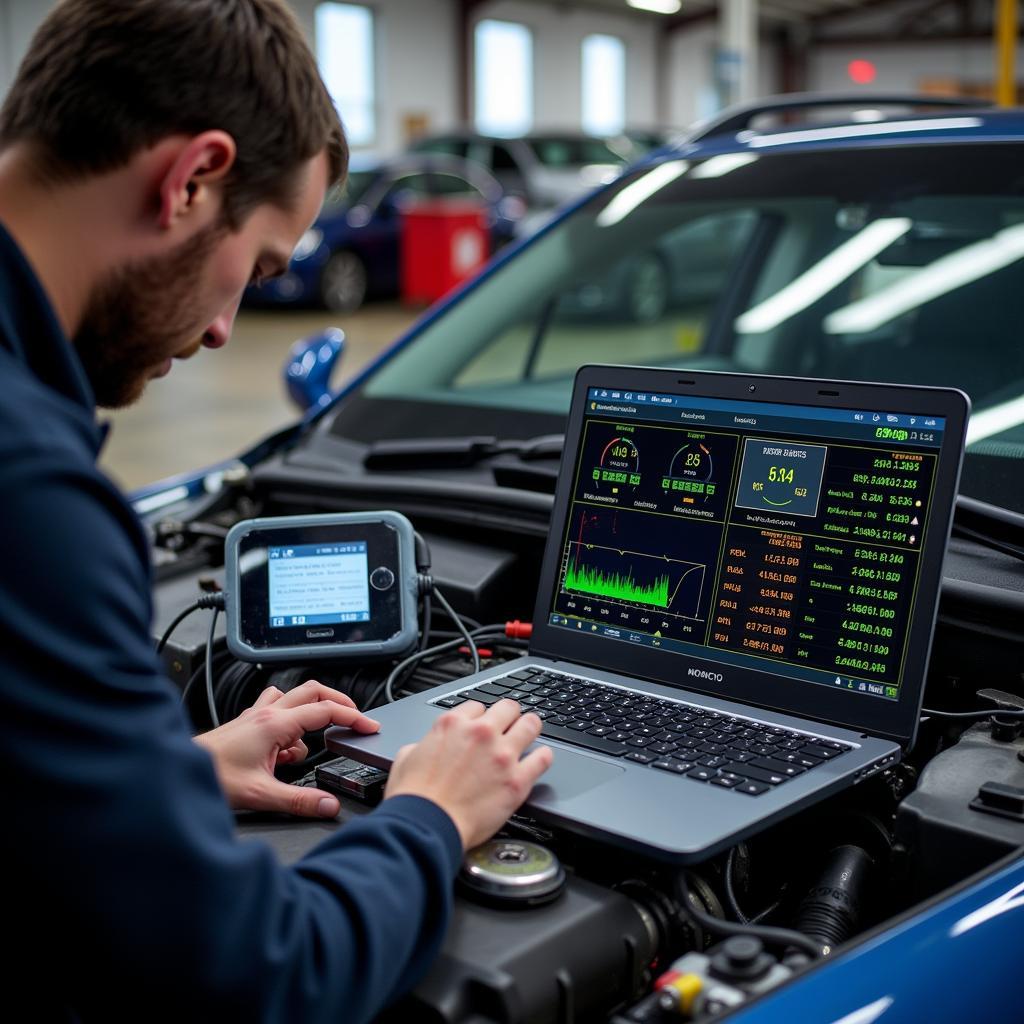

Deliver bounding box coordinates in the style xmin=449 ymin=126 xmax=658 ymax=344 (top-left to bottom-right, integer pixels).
xmin=283 ymin=328 xmax=346 ymax=413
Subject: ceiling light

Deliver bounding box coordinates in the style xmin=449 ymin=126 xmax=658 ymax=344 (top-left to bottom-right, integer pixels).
xmin=627 ymin=0 xmax=683 ymax=14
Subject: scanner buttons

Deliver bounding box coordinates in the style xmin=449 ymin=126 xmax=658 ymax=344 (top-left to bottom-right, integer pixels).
xmin=370 ymin=566 xmax=395 ymax=591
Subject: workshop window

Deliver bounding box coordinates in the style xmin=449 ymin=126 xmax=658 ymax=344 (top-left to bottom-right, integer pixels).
xmin=316 ymin=3 xmax=375 ymax=147
xmin=582 ymin=34 xmax=626 ymax=137
xmin=475 ymin=19 xmax=533 ymax=137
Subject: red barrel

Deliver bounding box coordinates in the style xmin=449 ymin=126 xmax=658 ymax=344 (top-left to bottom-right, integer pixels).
xmin=401 ymin=200 xmax=489 ymax=304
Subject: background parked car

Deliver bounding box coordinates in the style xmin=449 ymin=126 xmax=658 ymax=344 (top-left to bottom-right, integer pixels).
xmin=409 ymin=129 xmax=632 ymax=209
xmin=244 ymin=152 xmax=525 ymax=312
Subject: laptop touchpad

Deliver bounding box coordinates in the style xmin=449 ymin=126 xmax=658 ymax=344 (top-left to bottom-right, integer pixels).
xmin=528 ymin=746 xmax=626 ymax=801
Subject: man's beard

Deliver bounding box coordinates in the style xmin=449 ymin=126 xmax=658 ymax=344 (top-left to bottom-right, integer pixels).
xmin=74 ymin=221 xmax=224 ymax=409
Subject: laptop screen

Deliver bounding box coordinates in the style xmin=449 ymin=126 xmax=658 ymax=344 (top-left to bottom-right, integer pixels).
xmin=546 ymin=383 xmax=951 ymax=708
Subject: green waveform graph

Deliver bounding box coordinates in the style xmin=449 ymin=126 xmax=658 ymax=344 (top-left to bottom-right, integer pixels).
xmin=563 ymin=544 xmax=707 ymax=620
xmin=565 ymin=558 xmax=671 ymax=608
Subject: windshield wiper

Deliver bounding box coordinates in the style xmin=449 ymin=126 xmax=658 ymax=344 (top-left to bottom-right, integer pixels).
xmin=363 ymin=434 xmax=564 ymax=471
xmin=953 ymin=495 xmax=1024 ymax=563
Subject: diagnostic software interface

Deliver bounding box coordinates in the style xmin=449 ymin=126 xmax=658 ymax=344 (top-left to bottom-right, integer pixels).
xmin=268 ymin=542 xmax=371 ymax=628
xmin=548 ymin=387 xmax=947 ymax=703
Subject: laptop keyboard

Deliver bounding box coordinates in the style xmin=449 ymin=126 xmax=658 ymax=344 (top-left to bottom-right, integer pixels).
xmin=429 ymin=666 xmax=853 ymax=796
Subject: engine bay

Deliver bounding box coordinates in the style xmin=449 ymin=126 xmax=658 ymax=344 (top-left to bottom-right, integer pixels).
xmin=147 ymin=445 xmax=1024 ymax=1024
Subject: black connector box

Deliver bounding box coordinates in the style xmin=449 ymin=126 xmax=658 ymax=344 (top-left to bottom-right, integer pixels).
xmin=315 ymin=758 xmax=389 ymax=804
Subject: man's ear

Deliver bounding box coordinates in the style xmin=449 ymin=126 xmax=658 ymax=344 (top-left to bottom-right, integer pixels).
xmin=156 ymin=130 xmax=237 ymax=231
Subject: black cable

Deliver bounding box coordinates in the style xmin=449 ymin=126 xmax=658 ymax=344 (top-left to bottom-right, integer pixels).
xmin=381 ymin=636 xmax=474 ymax=705
xmin=218 ymin=661 xmax=264 ymax=722
xmin=368 ymin=627 xmax=511 ymax=707
xmin=181 ymin=661 xmax=208 ymax=709
xmin=431 ymin=603 xmax=483 ymax=632
xmin=723 ymin=847 xmax=787 ymax=924
xmin=724 ymin=847 xmax=750 ymax=924
xmin=206 ymin=608 xmax=221 ymax=728
xmin=156 ymin=601 xmax=202 ymax=654
xmin=419 ymin=594 xmax=432 ymax=652
xmin=432 ymin=587 xmax=479 ymax=676
xmin=181 ymin=640 xmax=233 ymax=712
xmin=676 ymin=871 xmax=823 ymax=960
xmin=752 ymin=894 xmax=786 ymax=925
xmin=158 ymin=592 xmax=224 ymax=660
xmin=922 ymin=707 xmax=1024 ymax=720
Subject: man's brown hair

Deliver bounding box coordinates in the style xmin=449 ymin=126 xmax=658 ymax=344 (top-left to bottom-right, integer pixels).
xmin=0 ymin=0 xmax=347 ymax=227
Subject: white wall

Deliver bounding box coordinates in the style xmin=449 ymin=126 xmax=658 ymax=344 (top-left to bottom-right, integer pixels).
xmin=807 ymin=41 xmax=1024 ymax=95
xmin=807 ymin=0 xmax=1024 ymax=94
xmin=290 ymin=0 xmax=459 ymax=155
xmin=8 ymin=0 xmax=1007 ymax=155
xmin=666 ymin=24 xmax=719 ymax=127
xmin=0 ymin=0 xmax=48 ymax=98
xmin=0 ymin=0 xmax=675 ymax=150
xmin=468 ymin=0 xmax=661 ymax=131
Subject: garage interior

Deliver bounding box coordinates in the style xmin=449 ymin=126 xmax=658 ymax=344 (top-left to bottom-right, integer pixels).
xmin=0 ymin=0 xmax=1019 ymax=489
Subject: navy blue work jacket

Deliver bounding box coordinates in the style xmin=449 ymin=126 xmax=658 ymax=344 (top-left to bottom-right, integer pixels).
xmin=0 ymin=220 xmax=461 ymax=1023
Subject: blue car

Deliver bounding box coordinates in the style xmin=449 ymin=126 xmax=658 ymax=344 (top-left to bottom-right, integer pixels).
xmin=141 ymin=94 xmax=1024 ymax=1023
xmin=245 ymin=152 xmax=524 ymax=312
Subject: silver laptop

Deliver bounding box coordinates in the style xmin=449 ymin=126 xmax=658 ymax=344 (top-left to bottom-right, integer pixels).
xmin=328 ymin=365 xmax=969 ymax=862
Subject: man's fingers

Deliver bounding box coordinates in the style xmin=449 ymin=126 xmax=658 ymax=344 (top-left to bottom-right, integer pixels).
xmin=253 ymin=779 xmax=340 ymax=819
xmin=481 ymin=697 xmax=524 ymax=734
xmin=517 ymin=744 xmax=554 ymax=790
xmin=277 ymin=739 xmax=309 ymax=765
xmin=273 ymin=680 xmax=358 ymax=711
xmin=504 ymin=711 xmax=543 ymax=749
xmin=447 ymin=699 xmax=488 ymax=720
xmin=284 ymin=701 xmax=380 ymax=737
xmin=253 ymin=685 xmax=284 ymax=709
xmin=391 ymin=743 xmax=416 ymax=771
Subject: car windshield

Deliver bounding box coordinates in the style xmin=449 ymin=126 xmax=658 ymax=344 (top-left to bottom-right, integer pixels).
xmin=350 ymin=142 xmax=1024 ymax=513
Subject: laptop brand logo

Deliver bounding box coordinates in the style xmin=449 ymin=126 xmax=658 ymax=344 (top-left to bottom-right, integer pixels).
xmin=688 ymin=668 xmax=724 ymax=683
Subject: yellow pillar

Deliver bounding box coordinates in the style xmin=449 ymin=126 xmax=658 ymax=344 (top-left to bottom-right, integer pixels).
xmin=997 ymin=0 xmax=1019 ymax=107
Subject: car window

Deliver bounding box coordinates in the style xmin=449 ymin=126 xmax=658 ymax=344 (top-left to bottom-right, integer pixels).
xmin=528 ymin=137 xmax=626 ymax=166
xmin=491 ymin=144 xmax=520 ymax=172
xmin=379 ymin=173 xmax=433 ymax=208
xmin=414 ymin=138 xmax=466 ymax=158
xmin=431 ymin=172 xmax=487 ymax=200
xmin=359 ymin=145 xmax=1024 ymax=511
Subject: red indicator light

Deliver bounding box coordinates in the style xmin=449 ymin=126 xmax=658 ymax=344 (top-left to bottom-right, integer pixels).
xmin=848 ymin=59 xmax=877 ymax=85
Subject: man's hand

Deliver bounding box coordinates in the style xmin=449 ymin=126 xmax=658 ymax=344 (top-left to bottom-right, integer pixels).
xmin=194 ymin=681 xmax=379 ymax=818
xmin=384 ymin=699 xmax=553 ymax=850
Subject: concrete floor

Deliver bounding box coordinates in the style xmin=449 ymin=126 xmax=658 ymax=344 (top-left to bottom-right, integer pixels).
xmin=99 ymin=303 xmax=420 ymax=492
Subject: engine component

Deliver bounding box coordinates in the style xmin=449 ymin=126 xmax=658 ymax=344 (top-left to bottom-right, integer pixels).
xmin=380 ymin=872 xmax=658 ymax=1024
xmin=792 ymin=844 xmax=874 ymax=955
xmin=612 ymin=937 xmax=793 ymax=1023
xmin=896 ymin=721 xmax=1024 ymax=898
xmin=459 ymin=839 xmax=566 ymax=907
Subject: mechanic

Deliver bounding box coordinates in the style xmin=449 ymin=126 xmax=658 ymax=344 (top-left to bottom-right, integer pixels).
xmin=0 ymin=2 xmax=552 ymax=1021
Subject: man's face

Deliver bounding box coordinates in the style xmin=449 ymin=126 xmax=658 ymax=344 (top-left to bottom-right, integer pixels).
xmin=75 ymin=152 xmax=329 ymax=408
